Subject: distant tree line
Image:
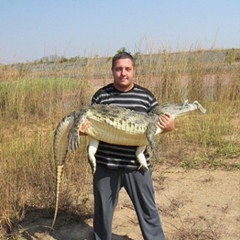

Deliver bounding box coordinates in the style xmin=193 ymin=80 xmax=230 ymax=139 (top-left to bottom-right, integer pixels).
xmin=29 ymin=48 xmax=240 ymax=65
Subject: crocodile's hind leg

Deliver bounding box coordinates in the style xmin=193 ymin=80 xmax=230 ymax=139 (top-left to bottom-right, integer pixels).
xmin=135 ymin=145 xmax=148 ymax=171
xmin=88 ymin=139 xmax=99 ymax=175
xmin=146 ymin=123 xmax=160 ymax=162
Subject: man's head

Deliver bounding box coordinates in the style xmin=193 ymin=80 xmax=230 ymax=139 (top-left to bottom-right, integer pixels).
xmin=111 ymin=52 xmax=135 ymax=92
xmin=111 ymin=52 xmax=135 ymax=70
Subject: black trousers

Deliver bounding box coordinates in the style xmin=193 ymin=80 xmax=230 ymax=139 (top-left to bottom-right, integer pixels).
xmin=93 ymin=165 xmax=165 ymax=240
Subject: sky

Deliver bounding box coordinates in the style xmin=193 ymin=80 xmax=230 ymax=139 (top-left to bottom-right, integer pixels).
xmin=1 ymin=0 xmax=240 ymax=64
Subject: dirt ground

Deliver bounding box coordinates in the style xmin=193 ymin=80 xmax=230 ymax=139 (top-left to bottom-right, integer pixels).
xmin=20 ymin=165 xmax=239 ymax=240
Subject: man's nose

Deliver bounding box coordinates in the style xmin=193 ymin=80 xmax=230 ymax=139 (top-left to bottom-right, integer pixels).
xmin=121 ymin=69 xmax=126 ymax=75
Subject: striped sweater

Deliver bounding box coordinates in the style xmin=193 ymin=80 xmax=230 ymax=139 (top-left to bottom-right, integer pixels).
xmin=91 ymin=83 xmax=158 ymax=170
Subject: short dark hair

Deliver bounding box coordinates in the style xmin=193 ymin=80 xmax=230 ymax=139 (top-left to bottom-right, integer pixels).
xmin=111 ymin=52 xmax=135 ymax=70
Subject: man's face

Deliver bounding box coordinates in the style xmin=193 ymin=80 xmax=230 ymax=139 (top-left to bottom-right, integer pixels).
xmin=112 ymin=58 xmax=135 ymax=92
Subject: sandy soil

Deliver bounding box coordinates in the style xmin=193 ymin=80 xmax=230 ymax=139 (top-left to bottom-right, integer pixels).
xmin=20 ymin=165 xmax=239 ymax=240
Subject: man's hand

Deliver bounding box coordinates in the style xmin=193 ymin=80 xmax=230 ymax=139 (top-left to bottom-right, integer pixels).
xmin=158 ymin=113 xmax=175 ymax=133
xmin=79 ymin=120 xmax=90 ymax=135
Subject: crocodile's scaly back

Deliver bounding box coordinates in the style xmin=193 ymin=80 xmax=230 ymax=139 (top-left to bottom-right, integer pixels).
xmin=86 ymin=105 xmax=153 ymax=146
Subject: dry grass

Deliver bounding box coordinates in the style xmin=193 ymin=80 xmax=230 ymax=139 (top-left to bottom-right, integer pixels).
xmin=0 ymin=48 xmax=239 ymax=239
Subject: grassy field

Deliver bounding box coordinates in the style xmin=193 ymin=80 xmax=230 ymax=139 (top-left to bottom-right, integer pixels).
xmin=0 ymin=48 xmax=239 ymax=239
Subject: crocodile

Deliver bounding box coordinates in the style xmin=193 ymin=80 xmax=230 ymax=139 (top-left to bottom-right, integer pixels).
xmin=51 ymin=100 xmax=206 ymax=227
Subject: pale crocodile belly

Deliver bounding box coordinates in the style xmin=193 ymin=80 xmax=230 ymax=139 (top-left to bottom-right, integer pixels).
xmin=86 ymin=120 xmax=148 ymax=146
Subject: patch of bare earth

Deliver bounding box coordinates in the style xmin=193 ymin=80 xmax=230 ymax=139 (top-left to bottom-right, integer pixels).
xmin=20 ymin=166 xmax=239 ymax=240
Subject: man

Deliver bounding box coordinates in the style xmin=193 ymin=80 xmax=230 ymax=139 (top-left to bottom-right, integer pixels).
xmin=81 ymin=52 xmax=174 ymax=240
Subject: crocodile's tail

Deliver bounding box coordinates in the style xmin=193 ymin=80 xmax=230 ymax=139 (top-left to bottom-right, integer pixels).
xmin=51 ymin=113 xmax=75 ymax=228
xmin=51 ymin=165 xmax=64 ymax=228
